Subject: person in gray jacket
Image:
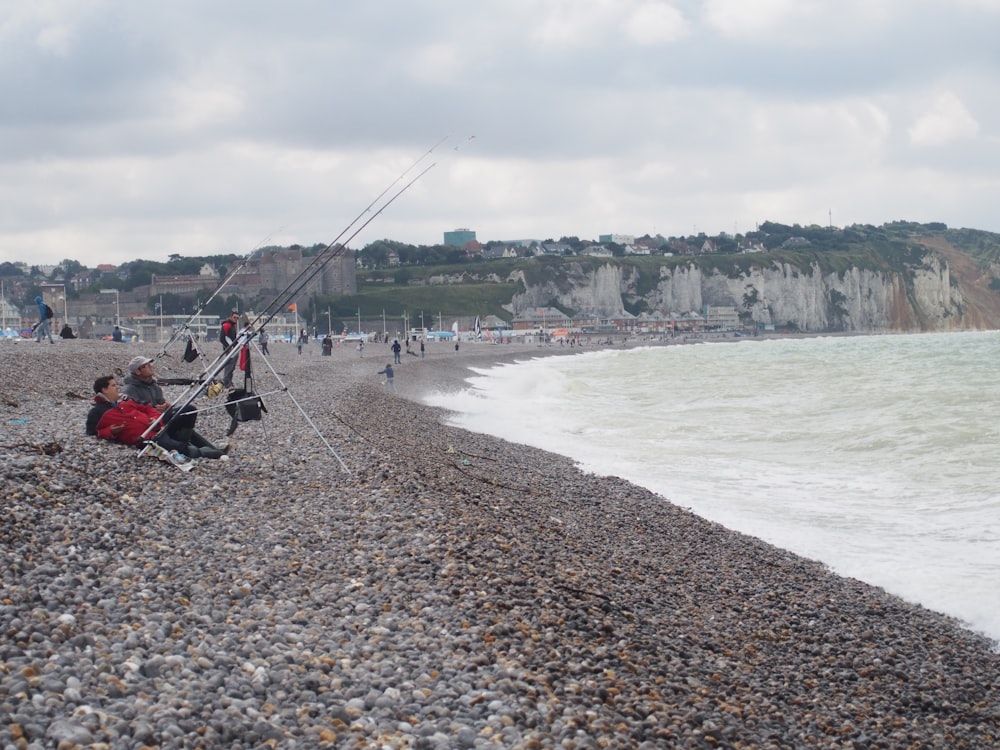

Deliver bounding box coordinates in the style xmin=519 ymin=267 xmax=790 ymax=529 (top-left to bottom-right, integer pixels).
xmin=121 ymin=356 xmax=228 ymax=459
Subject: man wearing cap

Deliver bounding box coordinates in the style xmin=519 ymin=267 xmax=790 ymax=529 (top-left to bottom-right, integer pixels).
xmin=121 ymin=356 xmax=228 ymax=459
xmin=123 ymin=356 xmax=171 ymax=411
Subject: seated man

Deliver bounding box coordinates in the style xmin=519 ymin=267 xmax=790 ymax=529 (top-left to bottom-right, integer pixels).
xmin=122 ymin=356 xmax=172 ymax=411
xmin=86 ymin=375 xmax=221 ymax=460
xmin=119 ymin=357 xmax=228 ymax=459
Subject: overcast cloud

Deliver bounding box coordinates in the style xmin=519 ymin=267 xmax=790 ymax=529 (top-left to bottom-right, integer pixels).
xmin=2 ymin=0 xmax=999 ymax=267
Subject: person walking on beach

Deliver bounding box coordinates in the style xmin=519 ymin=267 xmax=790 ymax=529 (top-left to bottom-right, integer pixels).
xmin=33 ymin=296 xmax=54 ymax=344
xmin=419 ymin=339 xmax=425 ymax=359
xmin=391 ymin=339 xmax=402 ymax=364
xmin=258 ymin=327 xmax=270 ymax=355
xmin=377 ymin=363 xmax=395 ymax=391
xmin=358 ymin=340 xmax=364 ymax=358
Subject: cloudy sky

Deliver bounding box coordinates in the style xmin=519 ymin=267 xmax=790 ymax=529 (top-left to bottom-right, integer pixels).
xmin=2 ymin=0 xmax=999 ymax=268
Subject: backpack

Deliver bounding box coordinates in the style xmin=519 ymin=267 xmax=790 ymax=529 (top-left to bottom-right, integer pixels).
xmin=43 ymin=303 xmax=54 ymax=320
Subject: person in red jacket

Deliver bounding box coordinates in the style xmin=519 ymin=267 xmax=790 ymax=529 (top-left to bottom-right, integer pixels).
xmin=85 ymin=375 xmax=203 ymax=458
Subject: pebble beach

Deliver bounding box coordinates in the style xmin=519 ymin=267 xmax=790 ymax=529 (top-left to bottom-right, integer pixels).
xmin=2 ymin=336 xmax=999 ymax=749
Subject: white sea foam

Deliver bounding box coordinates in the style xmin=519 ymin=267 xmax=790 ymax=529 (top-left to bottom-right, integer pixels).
xmin=426 ymin=331 xmax=1000 ymax=641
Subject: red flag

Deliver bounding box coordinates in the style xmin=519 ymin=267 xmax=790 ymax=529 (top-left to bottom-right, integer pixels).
xmin=288 ymin=303 xmax=296 ymax=311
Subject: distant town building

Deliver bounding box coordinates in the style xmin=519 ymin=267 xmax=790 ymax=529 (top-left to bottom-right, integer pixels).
xmin=444 ymin=228 xmax=477 ymax=247
xmin=149 ymin=248 xmax=356 ymax=299
xmin=599 ymin=234 xmax=635 ymax=246
xmin=511 ymin=306 xmax=572 ymax=331
xmin=539 ymin=242 xmax=572 ymax=256
xmin=704 ymin=305 xmax=739 ymax=330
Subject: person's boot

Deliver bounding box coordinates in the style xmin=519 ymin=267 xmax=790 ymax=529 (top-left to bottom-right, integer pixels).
xmin=197 ymin=446 xmax=225 ymax=459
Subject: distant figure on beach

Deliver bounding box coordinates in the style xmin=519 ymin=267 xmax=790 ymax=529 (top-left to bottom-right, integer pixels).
xmin=258 ymin=327 xmax=270 ymax=355
xmin=33 ymin=296 xmax=54 ymax=344
xmin=420 ymin=340 xmax=425 ymax=358
xmin=358 ymin=340 xmax=364 ymax=358
xmin=377 ymin=363 xmax=395 ymax=391
xmin=321 ymin=334 xmax=333 ymax=356
xmin=59 ymin=323 xmax=76 ymax=339
xmin=391 ymin=339 xmax=402 ymax=364
xmin=112 ymin=326 xmax=123 ymax=343
xmin=297 ymin=329 xmax=308 ymax=355
xmin=454 ymin=341 xmax=460 ymax=353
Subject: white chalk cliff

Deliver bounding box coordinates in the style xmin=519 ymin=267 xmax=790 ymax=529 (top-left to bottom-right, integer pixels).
xmin=508 ymin=253 xmax=982 ymax=332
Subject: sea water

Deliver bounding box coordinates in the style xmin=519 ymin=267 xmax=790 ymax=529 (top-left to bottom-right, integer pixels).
xmin=425 ymin=331 xmax=1000 ymax=643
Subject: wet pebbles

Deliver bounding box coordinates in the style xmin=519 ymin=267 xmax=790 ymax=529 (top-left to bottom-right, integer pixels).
xmin=1 ymin=337 xmax=999 ymax=748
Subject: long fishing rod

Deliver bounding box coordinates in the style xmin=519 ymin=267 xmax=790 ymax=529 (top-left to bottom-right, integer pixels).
xmin=152 ymin=229 xmax=283 ymax=362
xmin=151 ymin=135 xmax=448 ymax=368
xmin=138 ymin=137 xmax=457 ymax=460
xmin=246 ymin=159 xmax=439 ymax=339
xmin=240 ymin=137 xmax=452 ymax=333
xmin=246 ymin=135 xmax=473 ymax=331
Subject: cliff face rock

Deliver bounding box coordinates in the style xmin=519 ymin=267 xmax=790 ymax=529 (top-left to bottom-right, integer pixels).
xmin=509 ymin=253 xmax=988 ymax=332
xmin=509 ymin=263 xmax=628 ymax=318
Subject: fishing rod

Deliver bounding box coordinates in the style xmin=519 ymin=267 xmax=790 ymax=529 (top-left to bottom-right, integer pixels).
xmin=244 ymin=135 xmax=473 ymax=331
xmin=138 ymin=137 xmax=460 ymax=465
xmin=240 ymin=136 xmax=452 ymax=333
xmin=151 ymin=136 xmax=450 ymax=370
xmin=152 ymin=228 xmax=283 ymax=363
xmin=253 ymin=163 xmax=438 ymax=332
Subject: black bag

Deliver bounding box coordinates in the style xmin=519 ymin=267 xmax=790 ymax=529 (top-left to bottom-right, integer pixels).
xmin=225 ymin=388 xmax=266 ymax=435
xmin=43 ymin=303 xmax=54 ymax=320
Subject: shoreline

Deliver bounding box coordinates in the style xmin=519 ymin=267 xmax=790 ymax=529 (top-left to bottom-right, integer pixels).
xmin=2 ymin=337 xmax=999 ymax=747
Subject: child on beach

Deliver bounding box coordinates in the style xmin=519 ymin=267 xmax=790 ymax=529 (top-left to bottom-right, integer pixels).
xmin=377 ymin=363 xmax=395 ymax=391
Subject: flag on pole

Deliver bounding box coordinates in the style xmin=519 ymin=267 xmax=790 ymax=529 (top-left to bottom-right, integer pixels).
xmin=288 ymin=303 xmax=296 ymax=311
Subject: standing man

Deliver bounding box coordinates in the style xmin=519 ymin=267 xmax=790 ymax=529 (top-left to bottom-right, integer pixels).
xmin=219 ymin=310 xmax=240 ymax=388
xmin=258 ymin=327 xmax=270 ymax=355
xmin=33 ymin=296 xmax=54 ymax=344
xmin=391 ymin=338 xmax=402 ymax=364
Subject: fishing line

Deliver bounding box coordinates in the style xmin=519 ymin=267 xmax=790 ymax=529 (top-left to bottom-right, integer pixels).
xmin=152 ymin=225 xmax=287 ymax=366
xmin=142 ymin=135 xmax=468 ymax=467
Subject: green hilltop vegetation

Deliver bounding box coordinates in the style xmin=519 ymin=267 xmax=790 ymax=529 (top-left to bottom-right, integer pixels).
xmin=8 ymin=220 xmax=1000 ymax=328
